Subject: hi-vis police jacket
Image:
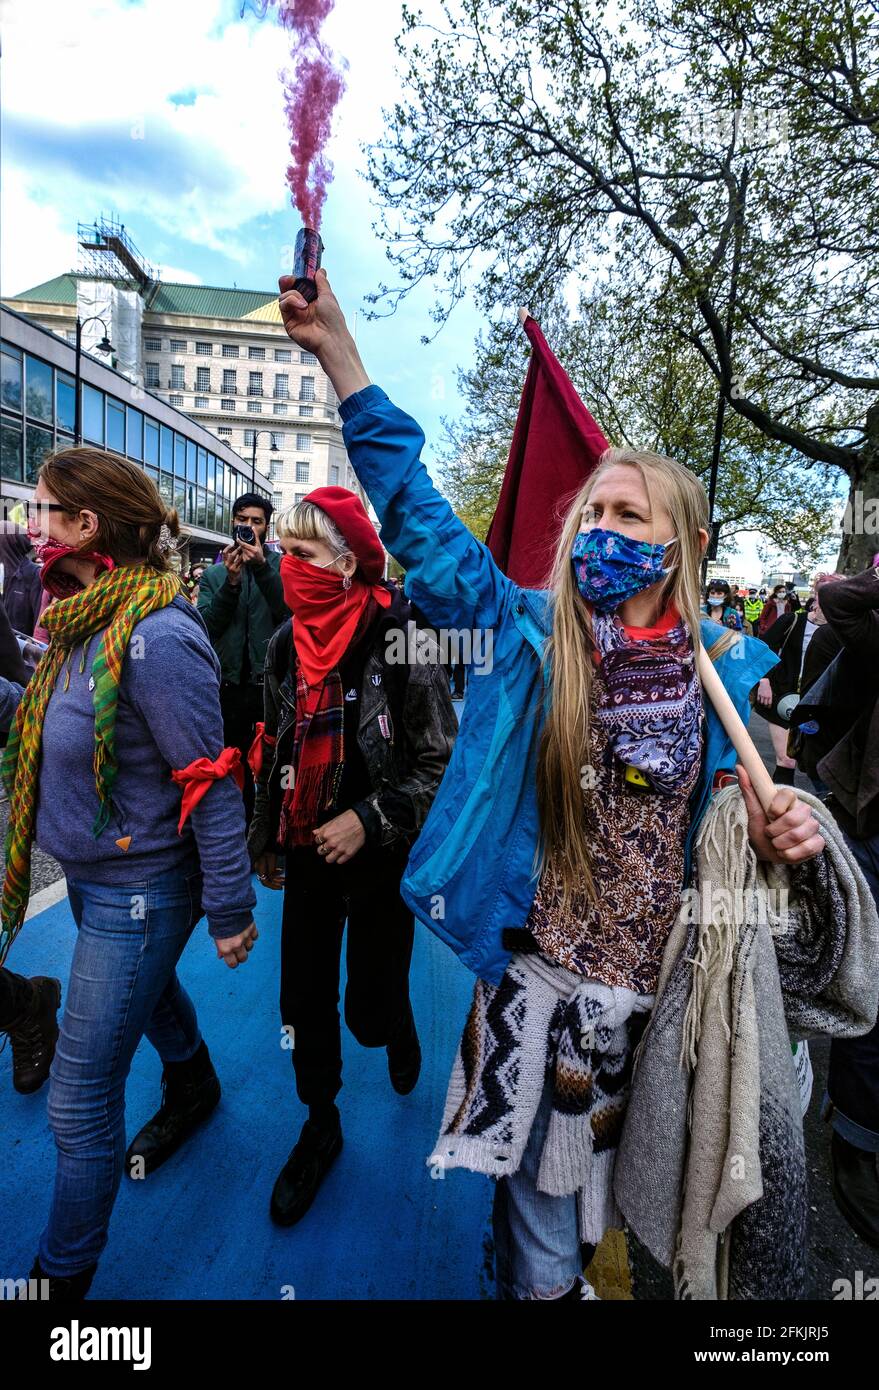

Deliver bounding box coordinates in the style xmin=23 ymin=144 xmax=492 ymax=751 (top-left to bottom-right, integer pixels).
xmin=340 ymin=385 xmax=779 ymax=987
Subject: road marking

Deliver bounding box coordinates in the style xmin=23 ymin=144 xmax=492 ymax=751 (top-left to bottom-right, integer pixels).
xmin=24 ymin=878 xmax=68 ymax=921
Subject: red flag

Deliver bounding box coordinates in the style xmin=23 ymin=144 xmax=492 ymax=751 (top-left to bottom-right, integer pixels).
xmin=485 ymin=316 xmax=611 ymax=588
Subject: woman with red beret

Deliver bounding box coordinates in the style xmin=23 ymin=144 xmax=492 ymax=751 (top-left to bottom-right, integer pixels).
xmin=247 ymin=487 xmax=457 ymax=1226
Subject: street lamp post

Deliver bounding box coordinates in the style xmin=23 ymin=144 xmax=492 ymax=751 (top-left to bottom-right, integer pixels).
xmin=74 ymin=316 xmax=114 ymax=445
xmin=250 ymin=429 xmax=274 ymax=489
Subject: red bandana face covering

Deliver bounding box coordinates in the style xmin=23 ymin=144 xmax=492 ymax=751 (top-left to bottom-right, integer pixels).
xmin=35 ymin=539 xmax=116 ymax=599
xmin=279 ymin=553 xmax=391 ymax=691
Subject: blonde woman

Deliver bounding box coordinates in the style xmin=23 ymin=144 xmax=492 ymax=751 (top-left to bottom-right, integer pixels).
xmin=277 ymin=269 xmax=824 ymax=1300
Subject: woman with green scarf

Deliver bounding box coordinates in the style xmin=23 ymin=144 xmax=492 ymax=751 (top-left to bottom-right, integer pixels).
xmin=3 ymin=447 xmax=258 ymax=1300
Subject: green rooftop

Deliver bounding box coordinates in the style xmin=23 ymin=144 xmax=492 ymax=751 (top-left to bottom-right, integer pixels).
xmin=9 ymin=273 xmax=280 ymax=321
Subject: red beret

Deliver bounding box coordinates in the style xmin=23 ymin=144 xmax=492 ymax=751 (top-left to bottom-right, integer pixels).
xmin=304 ymin=486 xmax=385 ymax=583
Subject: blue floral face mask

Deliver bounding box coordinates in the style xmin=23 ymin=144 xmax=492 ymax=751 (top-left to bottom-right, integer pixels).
xmin=571 ymin=527 xmax=675 ymax=612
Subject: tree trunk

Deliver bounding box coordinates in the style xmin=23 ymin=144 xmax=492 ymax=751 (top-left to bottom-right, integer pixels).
xmin=837 ymin=402 xmax=879 ymax=574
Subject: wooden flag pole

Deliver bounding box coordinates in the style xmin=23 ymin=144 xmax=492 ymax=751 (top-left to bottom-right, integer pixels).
xmin=696 ymin=645 xmax=780 ymax=815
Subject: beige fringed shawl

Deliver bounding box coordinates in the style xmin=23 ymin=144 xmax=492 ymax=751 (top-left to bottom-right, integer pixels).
xmin=615 ymin=784 xmax=879 ymax=1300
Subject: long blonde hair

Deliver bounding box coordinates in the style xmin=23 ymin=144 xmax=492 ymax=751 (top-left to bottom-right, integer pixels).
xmin=534 ymin=446 xmax=738 ymax=914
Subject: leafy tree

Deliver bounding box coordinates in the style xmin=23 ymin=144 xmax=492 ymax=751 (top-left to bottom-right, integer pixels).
xmin=366 ymin=0 xmax=879 ymax=571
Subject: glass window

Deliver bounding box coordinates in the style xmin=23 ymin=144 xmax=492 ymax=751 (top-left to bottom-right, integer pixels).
xmin=186 ymin=484 xmax=196 ymax=524
xmin=194 ymin=397 xmax=209 ymax=409
xmin=247 ymin=400 xmax=260 ymax=413
xmin=158 ymin=472 xmax=174 ymax=505
xmin=82 ymin=384 xmax=105 ymax=444
xmin=222 ymin=344 xmax=239 ymax=358
xmin=174 ymin=480 xmax=186 ymax=516
xmin=275 ymin=349 xmax=291 ymax=362
xmin=330 ymin=464 xmax=340 ymax=484
xmin=169 ymin=394 xmax=184 ymax=407
xmin=295 ymin=492 xmax=306 ymax=504
xmin=25 ymin=355 xmax=53 ymax=422
xmin=205 ymin=453 xmax=216 ymax=492
xmin=244 ymin=429 xmax=256 ymax=447
xmin=300 ymin=351 xmax=317 ymax=365
xmin=186 ymin=439 xmax=197 ymax=482
xmin=273 ymin=402 xmax=288 ymax=415
xmin=144 ymin=418 xmax=159 ymax=467
xmin=217 ymin=427 xmax=232 ymax=438
xmin=170 ymin=339 xmax=187 ymax=353
xmin=272 ymin=490 xmax=284 ymax=510
xmin=127 ymin=407 xmax=143 ymax=460
xmin=197 ymin=446 xmax=207 ymax=488
xmin=248 ymin=372 xmax=263 ymax=396
xmin=248 ymin=346 xmax=265 ymax=360
xmin=107 ymin=399 xmax=125 ymax=454
xmin=221 ymin=399 xmax=235 ymax=412
xmin=299 ymin=376 xmax=315 ymax=402
xmin=197 ymin=491 xmax=208 ymax=528
xmin=0 ymin=419 xmax=23 ymax=480
xmin=1 ymin=350 xmax=22 ymax=411
xmin=145 ymin=363 xmax=160 ymax=388
xmin=222 ymin=369 xmax=237 ymax=392
xmin=145 ymin=465 xmax=159 ymax=488
xmin=160 ymin=425 xmax=172 ymax=473
xmin=197 ymin=367 xmax=211 ymax=391
xmin=26 ymin=423 xmax=54 ymax=482
xmin=56 ymin=373 xmax=76 ymax=432
xmin=296 ymin=460 xmax=309 ymax=482
xmin=296 ymin=433 xmax=312 ymax=451
xmin=271 ymin=431 xmax=285 ymax=450
xmin=174 ymin=433 xmax=186 ymax=477
xmin=195 ymin=342 xmax=212 ymax=355
xmin=274 ymin=374 xmax=289 ymax=399
xmin=171 ymin=364 xmax=185 ymax=389
xmin=144 ymin=337 xmax=162 ymax=351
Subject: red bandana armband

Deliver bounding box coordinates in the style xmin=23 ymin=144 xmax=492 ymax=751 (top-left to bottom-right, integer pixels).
xmin=247 ymin=722 xmax=277 ymax=780
xmin=171 ymin=748 xmax=245 ymax=833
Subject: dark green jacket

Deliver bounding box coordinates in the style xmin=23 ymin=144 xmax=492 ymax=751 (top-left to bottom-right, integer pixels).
xmin=197 ymin=550 xmax=289 ymax=685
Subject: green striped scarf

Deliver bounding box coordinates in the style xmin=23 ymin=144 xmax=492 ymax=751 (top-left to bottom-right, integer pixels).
xmin=1 ymin=563 xmax=181 ymax=963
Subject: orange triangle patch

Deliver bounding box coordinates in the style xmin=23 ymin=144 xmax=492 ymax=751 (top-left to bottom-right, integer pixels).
xmin=115 ymin=836 xmax=132 ymax=852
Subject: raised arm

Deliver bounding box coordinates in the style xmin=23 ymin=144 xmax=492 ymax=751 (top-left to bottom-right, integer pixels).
xmin=277 ymin=269 xmax=516 ymax=632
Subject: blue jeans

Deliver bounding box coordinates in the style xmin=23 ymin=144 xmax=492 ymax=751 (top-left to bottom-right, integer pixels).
xmin=492 ymin=1080 xmax=582 ymax=1299
xmin=39 ymin=868 xmax=204 ymax=1277
xmin=827 ymin=831 xmax=879 ymax=1153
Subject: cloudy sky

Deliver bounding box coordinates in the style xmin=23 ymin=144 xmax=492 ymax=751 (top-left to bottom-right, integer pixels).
xmin=1 ymin=0 xmax=482 ymax=459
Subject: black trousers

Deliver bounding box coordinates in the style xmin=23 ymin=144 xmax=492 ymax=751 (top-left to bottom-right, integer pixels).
xmin=0 ymin=967 xmax=33 ymax=1030
xmin=219 ymin=679 xmax=265 ymax=826
xmin=280 ymin=842 xmax=415 ymax=1108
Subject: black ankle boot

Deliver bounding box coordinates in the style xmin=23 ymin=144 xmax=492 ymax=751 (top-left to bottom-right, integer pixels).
xmin=831 ymin=1131 xmax=879 ymax=1248
xmin=270 ymin=1114 xmax=343 ymax=1227
xmin=125 ymin=1039 xmax=220 ymax=1178
xmin=387 ymin=1003 xmax=421 ymax=1095
xmin=29 ymin=1256 xmax=97 ymax=1301
xmin=5 ymin=977 xmax=61 ymax=1095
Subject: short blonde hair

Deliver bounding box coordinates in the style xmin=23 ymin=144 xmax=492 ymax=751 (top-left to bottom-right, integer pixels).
xmin=275 ymin=499 xmax=350 ymax=557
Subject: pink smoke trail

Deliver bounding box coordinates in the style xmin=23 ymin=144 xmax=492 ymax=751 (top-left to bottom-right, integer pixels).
xmin=243 ymin=0 xmax=347 ymax=229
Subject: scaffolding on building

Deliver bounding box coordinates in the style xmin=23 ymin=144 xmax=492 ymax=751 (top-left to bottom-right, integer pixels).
xmin=77 ymin=214 xmax=158 ymax=295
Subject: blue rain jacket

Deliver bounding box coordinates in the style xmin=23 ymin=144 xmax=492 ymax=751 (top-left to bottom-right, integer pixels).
xmin=341 ymin=385 xmax=778 ymax=986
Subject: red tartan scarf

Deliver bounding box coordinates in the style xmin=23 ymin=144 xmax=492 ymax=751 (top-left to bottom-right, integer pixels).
xmin=279 ymin=666 xmax=345 ymax=848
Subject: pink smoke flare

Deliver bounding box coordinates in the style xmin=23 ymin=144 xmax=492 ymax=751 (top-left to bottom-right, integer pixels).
xmin=248 ymin=0 xmax=348 ymax=229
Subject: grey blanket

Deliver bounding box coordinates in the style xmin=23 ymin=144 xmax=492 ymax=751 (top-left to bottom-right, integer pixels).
xmin=614 ymin=787 xmax=879 ymax=1300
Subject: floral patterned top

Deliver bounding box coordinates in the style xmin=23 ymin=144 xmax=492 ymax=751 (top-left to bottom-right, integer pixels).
xmin=526 ymin=608 xmax=704 ymax=995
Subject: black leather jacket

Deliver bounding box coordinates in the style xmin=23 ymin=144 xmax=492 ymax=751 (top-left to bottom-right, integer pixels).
xmin=247 ymin=587 xmax=458 ymax=858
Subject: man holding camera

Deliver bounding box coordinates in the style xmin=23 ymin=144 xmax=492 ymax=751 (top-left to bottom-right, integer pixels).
xmin=198 ymin=494 xmax=289 ymax=824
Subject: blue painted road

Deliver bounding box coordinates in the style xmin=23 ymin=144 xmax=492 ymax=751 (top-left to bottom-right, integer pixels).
xmin=0 ymin=877 xmax=493 ymax=1300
